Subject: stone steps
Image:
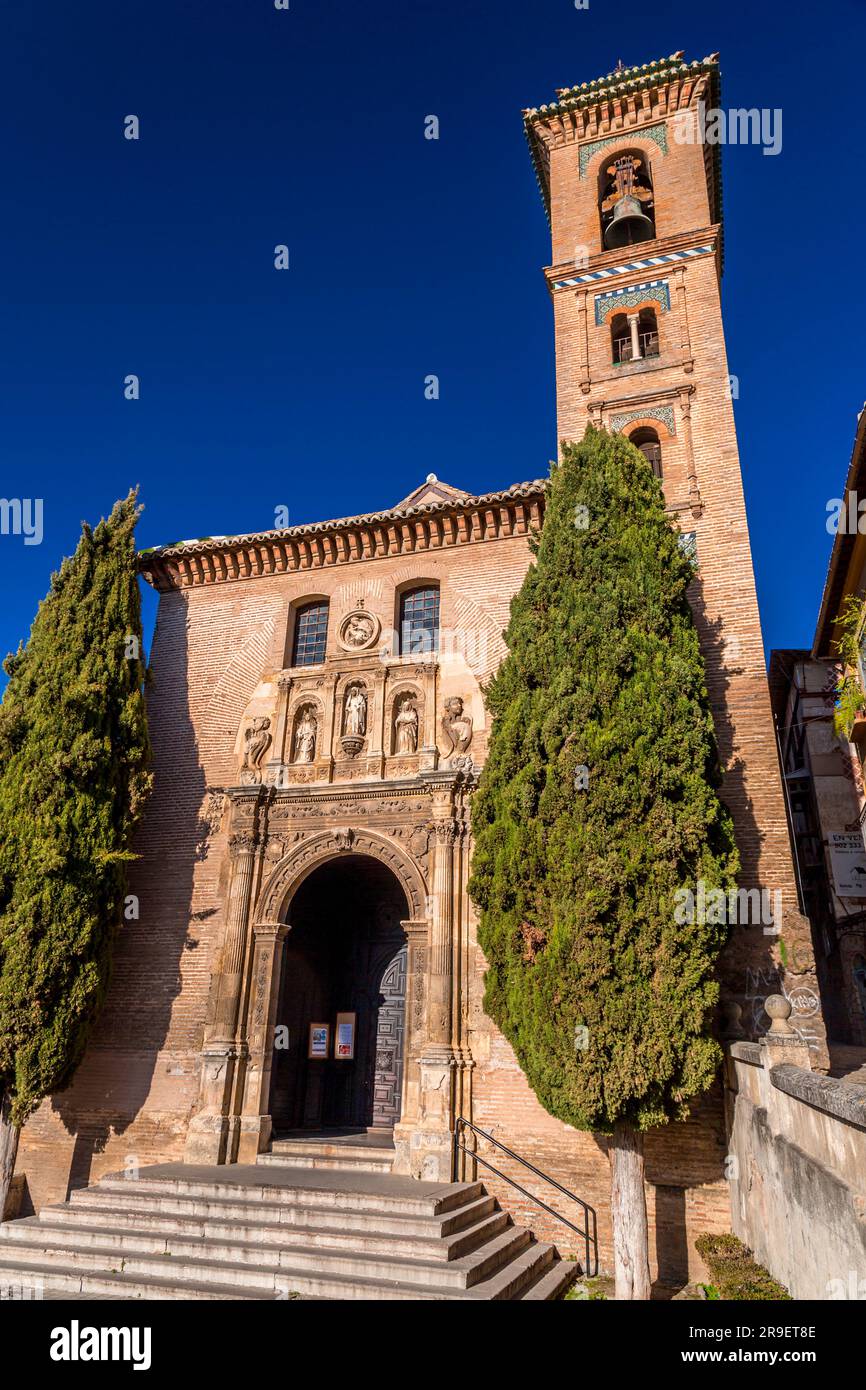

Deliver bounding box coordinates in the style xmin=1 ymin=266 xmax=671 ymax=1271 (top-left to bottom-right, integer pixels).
xmin=0 ymin=1222 xmax=531 ymax=1290
xmin=258 ymin=1139 xmax=395 ymax=1174
xmin=55 ymin=1192 xmax=499 ymax=1244
xmin=0 ymin=1256 xmax=278 ymax=1301
xmin=11 ymin=1207 xmax=510 ymax=1264
xmin=86 ymin=1170 xmax=470 ymax=1216
xmin=0 ymin=1163 xmax=576 ymax=1301
xmin=0 ymin=1241 xmax=562 ymax=1302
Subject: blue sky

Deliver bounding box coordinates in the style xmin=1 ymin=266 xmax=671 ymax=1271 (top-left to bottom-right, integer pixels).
xmin=1 ymin=0 xmax=863 ymax=679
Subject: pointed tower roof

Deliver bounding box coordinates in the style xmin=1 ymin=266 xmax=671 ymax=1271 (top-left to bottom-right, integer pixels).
xmin=393 ymin=474 xmax=470 ymax=510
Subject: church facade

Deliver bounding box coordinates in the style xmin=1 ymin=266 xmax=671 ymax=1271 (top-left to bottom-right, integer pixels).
xmin=16 ymin=52 xmax=823 ymax=1280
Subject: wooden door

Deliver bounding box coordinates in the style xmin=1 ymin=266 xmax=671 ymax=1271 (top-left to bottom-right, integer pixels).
xmin=371 ymin=943 xmax=407 ymax=1127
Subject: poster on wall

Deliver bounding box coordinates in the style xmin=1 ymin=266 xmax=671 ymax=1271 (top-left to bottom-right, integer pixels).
xmin=335 ymin=1012 xmax=356 ymax=1060
xmin=308 ymin=1023 xmax=330 ymax=1059
xmin=827 ymin=832 xmax=866 ymax=898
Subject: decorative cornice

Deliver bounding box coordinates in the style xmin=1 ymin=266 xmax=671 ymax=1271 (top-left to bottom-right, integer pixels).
xmin=139 ymin=479 xmax=546 ymax=592
xmin=590 ymin=382 xmax=693 ymax=420
xmin=260 ymin=769 xmax=471 ymax=813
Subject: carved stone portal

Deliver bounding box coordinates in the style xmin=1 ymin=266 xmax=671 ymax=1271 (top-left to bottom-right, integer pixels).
xmin=188 ymin=778 xmax=471 ymax=1182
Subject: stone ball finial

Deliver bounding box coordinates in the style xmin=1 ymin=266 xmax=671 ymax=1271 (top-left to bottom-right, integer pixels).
xmin=765 ymin=994 xmax=793 ymax=1035
xmin=721 ymin=1000 xmax=743 ymax=1040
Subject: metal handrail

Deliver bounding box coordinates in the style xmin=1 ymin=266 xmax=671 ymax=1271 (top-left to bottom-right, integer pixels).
xmin=452 ymin=1117 xmax=598 ymax=1277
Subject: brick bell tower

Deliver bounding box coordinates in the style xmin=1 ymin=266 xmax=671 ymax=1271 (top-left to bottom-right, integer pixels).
xmin=524 ymin=53 xmax=827 ymax=1061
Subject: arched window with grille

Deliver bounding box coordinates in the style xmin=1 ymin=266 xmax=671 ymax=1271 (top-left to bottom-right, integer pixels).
xmin=629 ymin=427 xmax=663 ymax=480
xmin=291 ymin=599 xmax=329 ymax=667
xmin=399 ymin=585 xmax=440 ymax=656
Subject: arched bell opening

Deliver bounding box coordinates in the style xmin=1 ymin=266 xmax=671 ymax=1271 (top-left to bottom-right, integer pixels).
xmin=269 ymin=854 xmax=410 ymax=1135
xmin=599 ymin=149 xmax=656 ymax=250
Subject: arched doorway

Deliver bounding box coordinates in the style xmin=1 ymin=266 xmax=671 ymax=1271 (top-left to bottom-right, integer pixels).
xmin=269 ymin=854 xmax=410 ymax=1133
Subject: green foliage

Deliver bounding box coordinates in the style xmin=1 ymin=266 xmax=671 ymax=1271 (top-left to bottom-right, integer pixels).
xmin=695 ymin=1233 xmax=791 ymax=1300
xmin=0 ymin=493 xmax=151 ymax=1125
xmin=831 ymin=594 xmax=866 ymax=738
xmin=468 ymin=427 xmax=739 ymax=1133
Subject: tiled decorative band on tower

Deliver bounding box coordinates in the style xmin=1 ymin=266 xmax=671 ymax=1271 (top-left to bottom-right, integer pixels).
xmin=553 ymin=243 xmax=715 ymax=290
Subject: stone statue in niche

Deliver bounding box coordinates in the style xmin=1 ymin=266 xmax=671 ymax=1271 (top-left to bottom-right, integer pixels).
xmin=239 ymin=717 xmax=271 ymax=783
xmin=344 ymin=685 xmax=367 ymax=737
xmin=293 ymin=706 xmax=317 ymax=764
xmin=394 ymin=695 xmax=419 ymax=754
xmin=441 ymin=696 xmax=473 ymax=757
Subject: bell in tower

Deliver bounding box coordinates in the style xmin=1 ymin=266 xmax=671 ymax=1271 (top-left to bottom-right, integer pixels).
xmin=601 ymin=155 xmax=655 ymax=250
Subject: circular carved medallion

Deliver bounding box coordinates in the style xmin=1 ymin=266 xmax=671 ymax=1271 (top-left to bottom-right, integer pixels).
xmin=338 ymin=608 xmax=380 ymax=652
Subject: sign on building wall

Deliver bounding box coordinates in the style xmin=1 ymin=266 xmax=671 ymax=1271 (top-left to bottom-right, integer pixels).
xmin=335 ymin=1012 xmax=356 ymax=1060
xmin=308 ymin=1023 xmax=330 ymax=1059
xmin=827 ymin=832 xmax=866 ymax=897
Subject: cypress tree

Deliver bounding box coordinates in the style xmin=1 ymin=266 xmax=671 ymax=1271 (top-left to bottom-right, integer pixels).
xmin=0 ymin=492 xmax=151 ymax=1218
xmin=468 ymin=428 xmax=738 ymax=1298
